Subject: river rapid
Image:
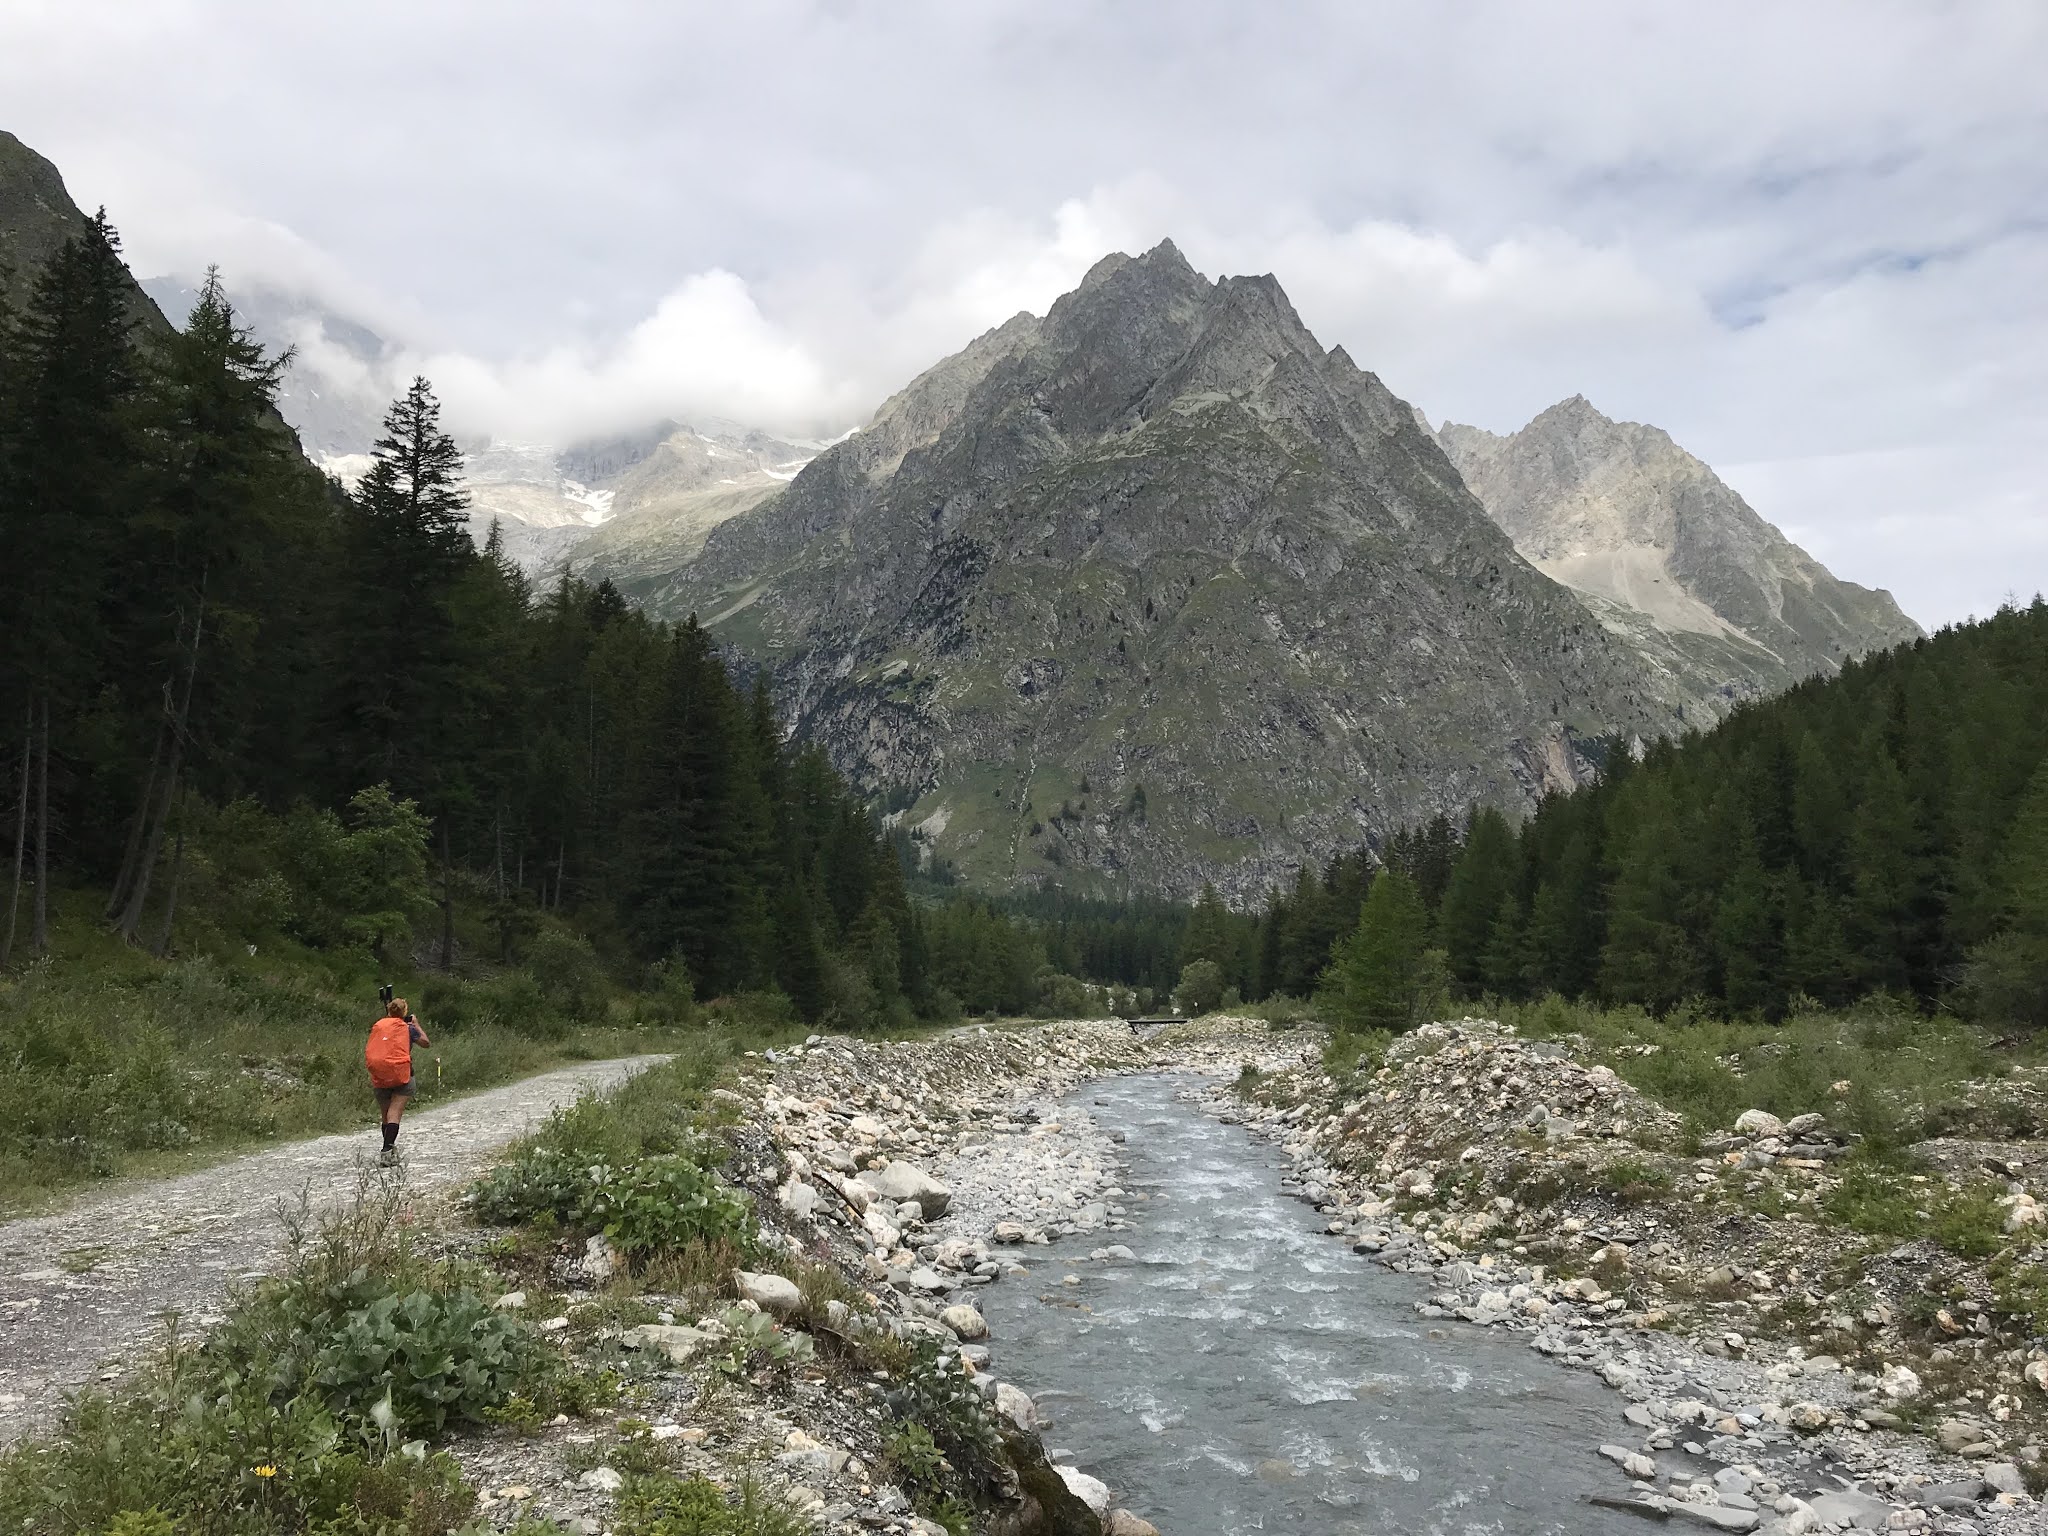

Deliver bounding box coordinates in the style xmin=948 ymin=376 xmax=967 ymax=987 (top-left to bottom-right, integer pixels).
xmin=975 ymin=1073 xmax=1652 ymax=1536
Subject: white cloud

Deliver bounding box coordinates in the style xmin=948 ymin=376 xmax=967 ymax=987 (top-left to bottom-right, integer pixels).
xmin=4 ymin=0 xmax=2043 ymax=624
xmin=413 ymin=270 xmax=850 ymax=443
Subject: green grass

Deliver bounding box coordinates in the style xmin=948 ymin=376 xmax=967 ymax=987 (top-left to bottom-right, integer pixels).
xmin=1496 ymin=991 xmax=2038 ymax=1148
xmin=0 ymin=1181 xmax=603 ymax=1536
xmin=0 ymin=890 xmax=753 ymax=1217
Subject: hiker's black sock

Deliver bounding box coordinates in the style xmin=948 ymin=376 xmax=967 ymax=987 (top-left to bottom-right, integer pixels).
xmin=381 ymin=1122 xmax=399 ymax=1150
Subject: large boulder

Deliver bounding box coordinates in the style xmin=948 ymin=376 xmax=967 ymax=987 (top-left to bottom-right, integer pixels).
xmin=1733 ymin=1109 xmax=1786 ymax=1138
xmin=859 ymin=1161 xmax=953 ymax=1218
xmin=734 ymin=1270 xmax=804 ymax=1317
xmin=940 ymin=1304 xmax=989 ymax=1341
xmin=1055 ymin=1467 xmax=1112 ymax=1515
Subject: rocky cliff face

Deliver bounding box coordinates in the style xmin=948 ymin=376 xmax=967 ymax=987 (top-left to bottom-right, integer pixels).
xmin=1 ymin=130 xmax=167 ymax=334
xmin=640 ymin=243 xmax=1673 ymax=898
xmin=1439 ymin=398 xmax=1922 ymax=716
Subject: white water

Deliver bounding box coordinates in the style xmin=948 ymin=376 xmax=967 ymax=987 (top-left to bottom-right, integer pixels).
xmin=977 ymin=1074 xmax=1653 ymax=1535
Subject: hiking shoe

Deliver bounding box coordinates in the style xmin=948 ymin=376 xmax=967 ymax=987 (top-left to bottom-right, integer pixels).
xmin=377 ymin=1146 xmax=399 ymax=1168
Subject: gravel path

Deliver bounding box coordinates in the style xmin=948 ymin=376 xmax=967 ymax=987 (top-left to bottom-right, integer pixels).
xmin=0 ymin=1054 xmax=668 ymax=1441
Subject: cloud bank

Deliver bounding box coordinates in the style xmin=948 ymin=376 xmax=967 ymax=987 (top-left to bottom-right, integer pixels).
xmin=5 ymin=0 xmax=2044 ymax=624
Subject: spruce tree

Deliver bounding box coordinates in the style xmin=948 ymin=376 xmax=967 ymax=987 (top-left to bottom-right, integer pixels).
xmin=1439 ymin=805 xmax=1518 ymax=994
xmin=336 ymin=376 xmax=475 ymax=791
xmin=1318 ymin=868 xmax=1428 ymax=1031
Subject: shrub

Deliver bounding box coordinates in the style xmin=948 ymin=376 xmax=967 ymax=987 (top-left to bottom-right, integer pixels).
xmin=1594 ymin=1157 xmax=1674 ymax=1205
xmin=0 ymin=1188 xmax=554 ymax=1536
xmin=704 ymin=1305 xmax=814 ymax=1377
xmin=470 ymin=1150 xmax=752 ymax=1260
xmin=882 ymin=1337 xmax=1003 ymax=1490
xmin=523 ymin=926 xmax=610 ymax=1022
xmin=304 ymin=1286 xmax=538 ymax=1434
xmin=1320 ymin=1027 xmax=1392 ymax=1080
xmin=1174 ymin=960 xmax=1226 ymax=1015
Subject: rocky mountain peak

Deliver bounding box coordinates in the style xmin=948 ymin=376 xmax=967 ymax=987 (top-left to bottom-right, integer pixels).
xmin=637 ymin=245 xmax=1667 ymax=898
xmin=1440 ymin=397 xmax=1922 ymax=711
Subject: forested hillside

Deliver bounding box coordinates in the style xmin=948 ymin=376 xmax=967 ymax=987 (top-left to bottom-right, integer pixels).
xmin=0 ymin=212 xmax=927 ymax=1025
xmin=1236 ymin=603 xmax=2048 ymax=1029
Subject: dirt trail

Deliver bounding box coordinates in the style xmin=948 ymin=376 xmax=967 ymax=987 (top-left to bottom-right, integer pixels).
xmin=0 ymin=1054 xmax=667 ymax=1442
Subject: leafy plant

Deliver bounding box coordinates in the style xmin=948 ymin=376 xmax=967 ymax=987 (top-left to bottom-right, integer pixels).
xmin=706 ymin=1306 xmax=815 ymax=1378
xmin=469 ymin=1149 xmax=752 ymax=1260
xmin=882 ymin=1337 xmax=1003 ymax=1489
xmin=304 ymin=1285 xmax=538 ymax=1435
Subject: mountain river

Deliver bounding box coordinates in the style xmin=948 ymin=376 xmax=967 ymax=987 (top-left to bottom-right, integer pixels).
xmin=975 ymin=1073 xmax=1653 ymax=1535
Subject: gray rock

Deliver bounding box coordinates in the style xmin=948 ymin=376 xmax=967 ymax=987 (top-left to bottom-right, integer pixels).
xmin=939 ymin=1304 xmax=988 ymax=1341
xmin=859 ymin=1162 xmax=953 ymax=1218
xmin=577 ymin=1467 xmax=623 ymax=1493
xmin=1733 ymin=1109 xmax=1786 ymax=1138
xmin=1662 ymin=1504 xmax=1758 ymax=1532
xmin=1980 ymin=1461 xmax=2026 ymax=1497
xmin=1804 ymin=1489 xmax=1892 ymax=1529
xmin=1912 ymin=1480 xmax=1987 ymax=1512
xmin=1056 ymin=1466 xmax=1111 ymax=1514
xmin=733 ymin=1270 xmax=803 ymax=1317
xmin=620 ymin=1323 xmax=712 ymax=1364
xmin=1936 ymin=1417 xmax=1983 ymax=1454
xmin=1599 ymin=1444 xmax=1656 ymax=1478
xmin=995 ymin=1382 xmax=1037 ymax=1431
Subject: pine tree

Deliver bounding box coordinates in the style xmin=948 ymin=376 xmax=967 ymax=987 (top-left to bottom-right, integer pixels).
xmin=1599 ymin=780 xmax=1701 ymax=1010
xmin=336 ymin=377 xmax=475 ymax=790
xmin=1439 ymin=805 xmax=1518 ymax=994
xmin=1181 ymin=882 xmax=1234 ymax=969
xmin=1318 ymin=868 xmax=1429 ymax=1031
xmin=1962 ymin=757 xmax=2048 ymax=1029
xmin=0 ymin=211 xmax=144 ymax=952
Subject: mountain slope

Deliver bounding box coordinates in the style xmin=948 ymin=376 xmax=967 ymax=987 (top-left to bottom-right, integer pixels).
xmin=1438 ymin=397 xmax=1922 ymax=713
xmin=1 ymin=130 xmax=167 ymax=334
xmin=642 ymin=242 xmax=1672 ymax=898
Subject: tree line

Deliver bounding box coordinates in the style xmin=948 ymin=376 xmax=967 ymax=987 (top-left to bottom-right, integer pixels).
xmin=1222 ymin=602 xmax=2048 ymax=1032
xmin=0 ymin=212 xmax=933 ymax=1024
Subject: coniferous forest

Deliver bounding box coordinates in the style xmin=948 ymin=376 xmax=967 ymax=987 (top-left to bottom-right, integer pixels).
xmin=6 ymin=213 xmax=2045 ymax=1043
xmin=0 ymin=213 xmax=936 ymax=1023
xmin=1245 ymin=601 xmax=2048 ymax=1032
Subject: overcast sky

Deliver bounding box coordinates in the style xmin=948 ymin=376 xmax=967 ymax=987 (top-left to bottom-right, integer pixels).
xmin=6 ymin=0 xmax=2045 ymax=626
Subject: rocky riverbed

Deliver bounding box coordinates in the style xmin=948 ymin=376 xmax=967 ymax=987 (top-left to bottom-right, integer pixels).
xmin=1205 ymin=1017 xmax=2047 ymax=1535
xmin=40 ymin=1013 xmax=2032 ymax=1535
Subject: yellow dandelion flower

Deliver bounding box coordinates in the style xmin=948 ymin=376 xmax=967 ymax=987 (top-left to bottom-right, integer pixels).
xmin=252 ymin=1465 xmax=277 ymax=1478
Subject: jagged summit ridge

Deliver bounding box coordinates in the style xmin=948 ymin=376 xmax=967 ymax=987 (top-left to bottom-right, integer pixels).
xmin=640 ymin=243 xmax=1669 ymax=897
xmin=1439 ymin=398 xmax=1922 ymax=708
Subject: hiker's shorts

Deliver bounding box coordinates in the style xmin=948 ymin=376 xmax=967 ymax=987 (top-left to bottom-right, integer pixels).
xmin=374 ymin=1081 xmax=414 ymax=1111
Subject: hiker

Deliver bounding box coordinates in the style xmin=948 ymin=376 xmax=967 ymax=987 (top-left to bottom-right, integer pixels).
xmin=364 ymin=994 xmax=431 ymax=1165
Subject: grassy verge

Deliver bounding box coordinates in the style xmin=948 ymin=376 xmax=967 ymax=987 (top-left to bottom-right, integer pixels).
xmin=0 ymin=890 xmax=804 ymax=1218
xmin=0 ymin=1179 xmax=613 ymax=1536
xmin=1494 ymin=991 xmax=2046 ymax=1151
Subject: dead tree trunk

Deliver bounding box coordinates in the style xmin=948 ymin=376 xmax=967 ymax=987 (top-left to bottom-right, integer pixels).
xmin=439 ymin=819 xmax=455 ymax=972
xmin=32 ymin=695 xmax=49 ymax=956
xmin=118 ymin=587 xmax=205 ymax=945
xmin=2 ymin=705 xmax=28 ymax=967
xmin=106 ymin=678 xmax=172 ymax=921
xmin=151 ymin=787 xmax=188 ymax=958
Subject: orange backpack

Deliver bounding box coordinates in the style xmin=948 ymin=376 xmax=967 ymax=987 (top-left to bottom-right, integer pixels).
xmin=365 ymin=1015 xmax=413 ymax=1089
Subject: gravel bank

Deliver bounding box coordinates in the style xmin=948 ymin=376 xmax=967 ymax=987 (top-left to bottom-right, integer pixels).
xmin=0 ymin=1053 xmax=668 ymax=1442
